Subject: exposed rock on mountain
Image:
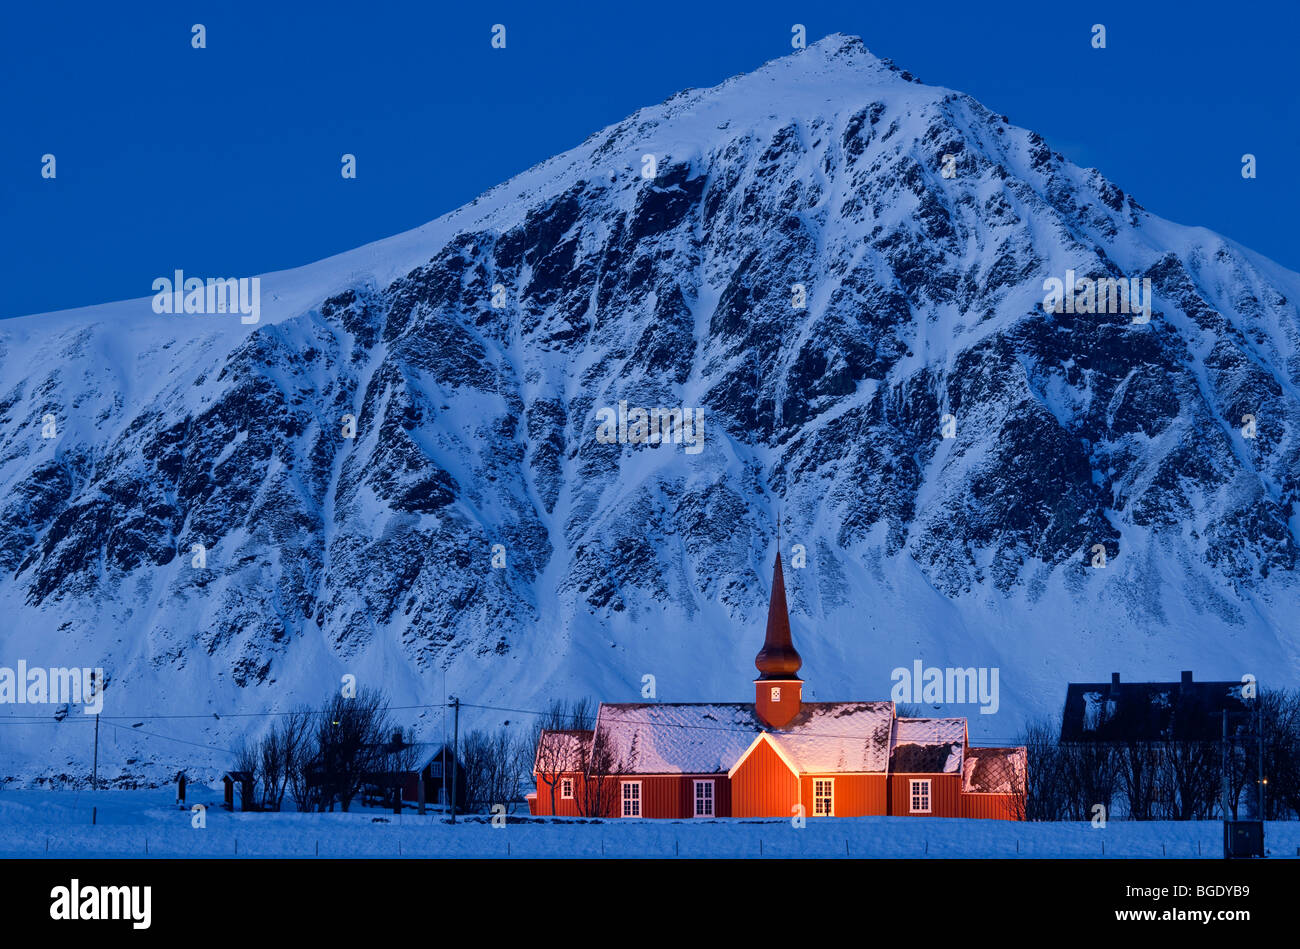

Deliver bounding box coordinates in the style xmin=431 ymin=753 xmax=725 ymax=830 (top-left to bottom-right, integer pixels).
xmin=1 ymin=35 xmax=1296 ymax=781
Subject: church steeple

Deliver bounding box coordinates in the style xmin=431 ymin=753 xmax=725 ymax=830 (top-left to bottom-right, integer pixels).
xmin=754 ymin=523 xmax=803 ymax=728
xmin=755 ymin=545 xmax=802 ymax=679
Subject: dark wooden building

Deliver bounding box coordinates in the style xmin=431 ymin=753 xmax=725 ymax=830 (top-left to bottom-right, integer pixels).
xmin=401 ymin=744 xmax=466 ymax=809
xmin=221 ymin=770 xmax=254 ymax=811
xmin=1060 ymin=671 xmax=1253 ymax=743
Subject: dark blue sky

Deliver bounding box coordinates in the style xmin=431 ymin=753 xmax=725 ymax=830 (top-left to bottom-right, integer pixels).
xmin=3 ymin=0 xmax=1296 ymax=319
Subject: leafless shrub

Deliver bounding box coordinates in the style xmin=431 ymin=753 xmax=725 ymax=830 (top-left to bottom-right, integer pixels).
xmin=461 ymin=728 xmax=530 ymax=814
xmin=576 ymin=727 xmax=624 ymax=818
xmin=281 ymin=706 xmax=316 ymax=812
xmin=1017 ymin=716 xmax=1068 ymax=821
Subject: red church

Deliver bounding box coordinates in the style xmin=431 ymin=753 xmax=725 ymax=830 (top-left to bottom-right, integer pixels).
xmin=528 ymin=545 xmax=1027 ymax=820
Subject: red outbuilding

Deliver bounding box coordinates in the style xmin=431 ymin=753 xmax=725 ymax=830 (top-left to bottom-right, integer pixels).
xmin=528 ymin=544 xmax=1027 ymax=820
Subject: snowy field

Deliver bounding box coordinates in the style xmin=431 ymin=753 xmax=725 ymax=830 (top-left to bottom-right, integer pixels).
xmin=0 ymin=789 xmax=1296 ymax=858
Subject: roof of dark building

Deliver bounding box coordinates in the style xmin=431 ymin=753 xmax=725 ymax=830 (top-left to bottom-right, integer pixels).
xmin=412 ymin=743 xmax=459 ymax=771
xmin=1060 ymin=671 xmax=1253 ymax=742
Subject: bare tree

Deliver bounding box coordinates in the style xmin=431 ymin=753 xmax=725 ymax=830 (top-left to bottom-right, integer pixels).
xmin=569 ymin=697 xmax=595 ymax=731
xmin=1061 ymin=741 xmax=1117 ymax=822
xmin=1261 ymin=689 xmax=1300 ymax=819
xmin=1116 ymin=741 xmax=1162 ymax=820
xmin=313 ymin=688 xmax=392 ymax=812
xmin=576 ymin=727 xmax=624 ymax=818
xmin=532 ymin=699 xmax=578 ymax=815
xmin=233 ymin=740 xmax=258 ymax=777
xmin=1018 ymin=716 xmax=1069 ymax=821
xmin=459 ymin=730 xmax=492 ymax=814
xmin=500 ymin=731 xmax=530 ymax=812
xmin=1157 ymin=739 xmax=1219 ymax=820
xmin=513 ymin=730 xmax=538 ymax=811
xmin=456 ymin=728 xmax=528 ymax=816
xmin=280 ymin=706 xmax=316 ymax=812
xmin=257 ymin=727 xmax=287 ymax=811
xmin=390 ymin=726 xmax=421 ymax=774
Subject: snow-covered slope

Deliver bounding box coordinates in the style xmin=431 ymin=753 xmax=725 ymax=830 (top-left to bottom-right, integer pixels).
xmin=2 ymin=34 xmax=1297 ymax=783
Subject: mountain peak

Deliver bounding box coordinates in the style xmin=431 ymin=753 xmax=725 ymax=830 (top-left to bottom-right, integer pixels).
xmin=803 ymin=31 xmax=880 ymax=63
xmin=2 ymin=33 xmax=1298 ymax=782
xmin=711 ymin=31 xmax=916 ymax=104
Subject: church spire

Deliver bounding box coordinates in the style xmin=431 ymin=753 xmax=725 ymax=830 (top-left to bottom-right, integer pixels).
xmin=753 ymin=525 xmax=804 ymax=729
xmin=754 ymin=530 xmax=802 ymax=681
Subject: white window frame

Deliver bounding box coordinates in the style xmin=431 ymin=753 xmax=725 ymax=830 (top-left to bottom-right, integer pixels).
xmin=770 ymin=686 xmax=782 ymax=703
xmin=693 ymin=779 xmax=715 ymax=817
xmin=813 ymin=778 xmax=834 ymax=816
xmin=910 ymin=778 xmax=932 ymax=814
xmin=560 ymin=777 xmax=574 ymax=800
xmin=621 ymin=780 xmax=642 ymax=818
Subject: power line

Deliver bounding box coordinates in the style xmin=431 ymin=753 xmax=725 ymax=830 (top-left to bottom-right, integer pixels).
xmin=100 ymin=719 xmax=238 ymax=756
xmin=0 ymin=699 xmax=1029 ymax=746
xmin=0 ymin=701 xmax=450 ymax=723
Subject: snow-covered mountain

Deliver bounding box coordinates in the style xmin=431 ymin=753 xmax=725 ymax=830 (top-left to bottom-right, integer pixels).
xmin=2 ymin=34 xmax=1297 ymax=783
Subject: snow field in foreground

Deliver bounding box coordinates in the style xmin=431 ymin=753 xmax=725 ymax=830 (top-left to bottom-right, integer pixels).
xmin=0 ymin=791 xmax=1296 ymax=859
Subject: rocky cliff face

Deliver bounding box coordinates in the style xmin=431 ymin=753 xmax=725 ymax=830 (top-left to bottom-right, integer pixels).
xmin=1 ymin=35 xmax=1297 ymax=781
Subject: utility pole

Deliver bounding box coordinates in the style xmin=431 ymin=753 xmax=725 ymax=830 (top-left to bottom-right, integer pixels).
xmin=1221 ymin=709 xmax=1230 ymax=859
xmin=449 ymin=697 xmax=460 ymax=825
xmin=1257 ymin=699 xmax=1265 ymax=821
xmin=92 ymin=713 xmax=100 ymax=792
xmin=1221 ymin=710 xmax=1229 ymax=819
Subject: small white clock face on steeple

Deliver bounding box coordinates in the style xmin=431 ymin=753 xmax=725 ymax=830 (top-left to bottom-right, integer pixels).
xmin=771 ymin=686 xmax=781 ymax=703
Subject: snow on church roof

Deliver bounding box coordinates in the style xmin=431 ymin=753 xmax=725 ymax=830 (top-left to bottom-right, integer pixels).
xmin=532 ymin=729 xmax=593 ymax=773
xmin=774 ymin=702 xmax=894 ymax=773
xmin=593 ymin=701 xmax=895 ymax=775
xmin=594 ymin=704 xmax=757 ymax=775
